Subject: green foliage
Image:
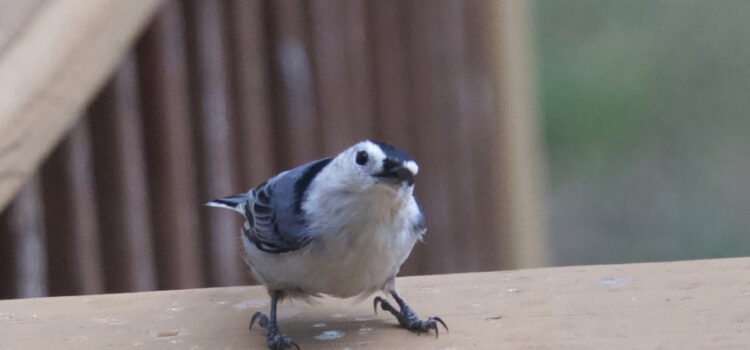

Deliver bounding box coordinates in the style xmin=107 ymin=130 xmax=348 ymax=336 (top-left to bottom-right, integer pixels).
xmin=533 ymin=0 xmax=750 ymax=265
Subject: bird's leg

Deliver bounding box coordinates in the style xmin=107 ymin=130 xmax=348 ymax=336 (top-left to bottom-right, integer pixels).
xmin=249 ymin=291 xmax=299 ymax=350
xmin=373 ymin=290 xmax=448 ymax=338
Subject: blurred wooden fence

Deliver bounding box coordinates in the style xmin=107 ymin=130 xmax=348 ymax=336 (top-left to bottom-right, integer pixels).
xmin=0 ymin=0 xmax=545 ymax=299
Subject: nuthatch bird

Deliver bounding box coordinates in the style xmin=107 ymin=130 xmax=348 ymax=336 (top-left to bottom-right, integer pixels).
xmin=207 ymin=140 xmax=447 ymax=349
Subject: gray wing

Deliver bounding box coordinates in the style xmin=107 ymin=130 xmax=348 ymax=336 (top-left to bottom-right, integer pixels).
xmin=244 ymin=157 xmax=332 ymax=254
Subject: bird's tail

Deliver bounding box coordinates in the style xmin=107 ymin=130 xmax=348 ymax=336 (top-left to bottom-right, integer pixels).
xmin=205 ymin=193 xmax=248 ymax=214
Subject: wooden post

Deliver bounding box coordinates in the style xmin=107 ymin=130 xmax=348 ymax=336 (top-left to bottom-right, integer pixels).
xmin=492 ymin=0 xmax=548 ymax=268
xmin=41 ymin=118 xmax=105 ymax=296
xmin=136 ymin=0 xmax=205 ymax=290
xmin=225 ymin=0 xmax=278 ymax=186
xmin=182 ymin=0 xmax=246 ymax=287
xmin=0 ymin=176 xmax=47 ymax=298
xmin=267 ymin=0 xmax=323 ymax=169
xmin=88 ymin=54 xmax=157 ymax=293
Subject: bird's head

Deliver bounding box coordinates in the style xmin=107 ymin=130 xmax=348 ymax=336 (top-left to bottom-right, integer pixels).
xmin=327 ymin=140 xmax=419 ymax=193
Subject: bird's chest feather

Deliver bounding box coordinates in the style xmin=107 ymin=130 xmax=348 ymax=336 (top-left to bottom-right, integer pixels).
xmin=302 ymin=189 xmax=419 ymax=297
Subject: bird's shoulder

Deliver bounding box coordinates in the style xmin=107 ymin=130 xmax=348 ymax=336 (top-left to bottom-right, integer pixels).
xmin=243 ymin=157 xmax=333 ymax=254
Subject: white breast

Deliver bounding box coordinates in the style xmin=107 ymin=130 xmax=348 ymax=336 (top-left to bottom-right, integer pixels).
xmin=243 ymin=185 xmax=422 ymax=299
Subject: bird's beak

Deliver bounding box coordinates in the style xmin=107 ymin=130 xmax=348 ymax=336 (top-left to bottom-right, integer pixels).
xmin=374 ymin=160 xmax=416 ymax=186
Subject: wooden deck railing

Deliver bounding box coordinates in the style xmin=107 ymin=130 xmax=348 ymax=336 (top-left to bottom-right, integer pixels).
xmin=0 ymin=0 xmax=547 ymax=299
xmin=1 ymin=257 xmax=747 ymax=349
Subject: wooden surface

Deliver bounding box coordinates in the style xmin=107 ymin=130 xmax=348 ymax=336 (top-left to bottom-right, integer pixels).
xmin=0 ymin=0 xmax=163 ymax=211
xmin=1 ymin=257 xmax=748 ymax=349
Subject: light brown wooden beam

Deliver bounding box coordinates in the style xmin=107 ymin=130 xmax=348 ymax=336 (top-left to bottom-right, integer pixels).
xmin=0 ymin=0 xmax=163 ymax=211
xmin=492 ymin=0 xmax=548 ymax=268
xmin=1 ymin=257 xmax=748 ymax=349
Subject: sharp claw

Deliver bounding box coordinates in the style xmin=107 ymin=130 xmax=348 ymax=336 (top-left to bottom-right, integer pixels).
xmin=373 ymin=296 xmax=383 ymax=314
xmin=250 ymin=309 xmax=297 ymax=349
xmin=433 ymin=317 xmax=449 ymax=332
xmin=372 ymin=294 xmax=448 ymax=340
xmin=249 ymin=312 xmax=264 ymax=330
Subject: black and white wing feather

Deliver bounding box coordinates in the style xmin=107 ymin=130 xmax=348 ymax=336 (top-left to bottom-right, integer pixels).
xmin=244 ymin=179 xmax=309 ymax=253
xmin=207 ymin=157 xmax=332 ymax=254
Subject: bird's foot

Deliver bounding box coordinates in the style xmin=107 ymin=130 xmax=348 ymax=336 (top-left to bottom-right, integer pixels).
xmin=250 ymin=312 xmax=300 ymax=350
xmin=373 ymin=294 xmax=448 ymax=338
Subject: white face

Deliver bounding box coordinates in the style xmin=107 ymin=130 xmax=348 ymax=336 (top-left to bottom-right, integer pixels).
xmin=330 ymin=140 xmax=419 ymax=191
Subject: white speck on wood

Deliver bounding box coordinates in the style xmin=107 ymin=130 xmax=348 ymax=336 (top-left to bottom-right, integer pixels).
xmin=0 ymin=313 xmax=20 ymax=322
xmin=314 ymin=330 xmax=344 ymax=341
xmin=62 ymin=335 xmax=88 ymax=342
xmin=91 ymin=316 xmax=125 ymax=326
xmin=232 ymin=299 xmax=266 ymax=310
xmin=599 ymin=277 xmax=632 ymax=287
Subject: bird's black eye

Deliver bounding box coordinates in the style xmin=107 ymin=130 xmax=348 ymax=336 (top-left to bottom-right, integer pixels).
xmin=356 ymin=150 xmax=369 ymax=165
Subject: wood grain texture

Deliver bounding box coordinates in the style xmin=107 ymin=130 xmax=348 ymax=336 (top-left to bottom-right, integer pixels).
xmin=309 ymin=0 xmax=353 ymax=154
xmin=309 ymin=0 xmax=374 ymax=154
xmin=0 ymin=176 xmax=47 ymax=298
xmin=0 ymin=0 xmax=47 ymax=54
xmin=463 ymin=0 xmax=508 ymax=270
xmin=41 ymin=118 xmax=104 ymax=296
xmin=183 ymin=0 xmax=245 ymax=287
xmin=492 ymin=0 xmax=548 ymax=268
xmin=340 ymin=0 xmax=376 ymax=145
xmin=367 ymin=0 xmax=421 ymax=275
xmin=405 ymin=0 xmax=459 ymax=274
xmin=225 ymin=0 xmax=277 ymax=187
xmin=437 ymin=0 xmax=483 ymax=273
xmin=0 ymin=0 xmax=163 ymax=212
xmin=136 ymin=0 xmax=204 ymax=290
xmin=267 ymin=0 xmax=323 ymax=169
xmin=88 ymin=53 xmax=157 ymax=293
xmin=1 ymin=257 xmax=749 ymax=349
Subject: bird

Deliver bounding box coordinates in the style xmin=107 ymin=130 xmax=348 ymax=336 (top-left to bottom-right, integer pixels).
xmin=206 ymin=140 xmax=447 ymax=349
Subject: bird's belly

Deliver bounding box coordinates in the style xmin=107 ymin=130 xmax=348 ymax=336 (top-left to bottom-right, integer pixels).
xmin=244 ymin=225 xmax=417 ymax=299
xmin=304 ymin=239 xmax=402 ymax=297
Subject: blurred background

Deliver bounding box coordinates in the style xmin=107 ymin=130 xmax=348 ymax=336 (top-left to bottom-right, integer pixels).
xmin=536 ymin=0 xmax=750 ymax=265
xmin=1 ymin=0 xmax=749 ymax=299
